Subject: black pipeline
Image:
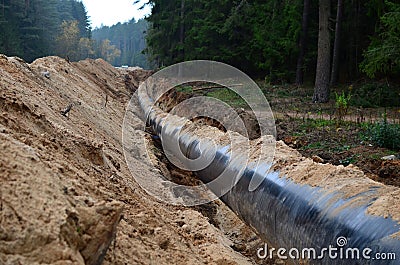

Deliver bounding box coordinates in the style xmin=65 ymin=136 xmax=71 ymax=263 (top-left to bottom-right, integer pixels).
xmin=137 ymin=84 xmax=400 ymax=265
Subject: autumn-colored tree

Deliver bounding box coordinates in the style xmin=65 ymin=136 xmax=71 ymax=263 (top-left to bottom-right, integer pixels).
xmin=56 ymin=20 xmax=80 ymax=60
xmin=56 ymin=20 xmax=96 ymax=61
xmin=98 ymin=39 xmax=121 ymax=64
xmin=92 ymin=19 xmax=149 ymax=67
xmin=78 ymin=37 xmax=94 ymax=59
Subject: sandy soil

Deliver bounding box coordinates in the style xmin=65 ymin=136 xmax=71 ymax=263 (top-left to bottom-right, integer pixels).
xmin=147 ymin=85 xmax=400 ymax=235
xmin=0 ymin=55 xmax=276 ymax=264
xmin=1 ymin=54 xmax=399 ymax=265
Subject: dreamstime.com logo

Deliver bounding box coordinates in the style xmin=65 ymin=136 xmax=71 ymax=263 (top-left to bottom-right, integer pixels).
xmin=257 ymin=237 xmax=397 ymax=261
xmin=122 ymin=60 xmax=276 ymax=206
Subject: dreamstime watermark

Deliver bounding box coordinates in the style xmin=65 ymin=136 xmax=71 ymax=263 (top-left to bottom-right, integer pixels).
xmin=122 ymin=60 xmax=276 ymax=206
xmin=257 ymin=236 xmax=397 ymax=261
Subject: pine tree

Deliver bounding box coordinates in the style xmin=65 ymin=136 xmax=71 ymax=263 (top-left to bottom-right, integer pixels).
xmin=92 ymin=19 xmax=149 ymax=68
xmin=296 ymin=0 xmax=311 ymax=85
xmin=313 ymin=0 xmax=331 ymax=103
xmin=361 ymin=1 xmax=400 ymax=78
xmin=0 ymin=0 xmax=92 ymax=62
xmin=330 ymin=0 xmax=344 ymax=86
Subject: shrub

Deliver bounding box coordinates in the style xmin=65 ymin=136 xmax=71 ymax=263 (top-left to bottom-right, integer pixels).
xmin=369 ymin=114 xmax=400 ymax=151
xmin=335 ymin=91 xmax=351 ymax=124
xmin=350 ymin=83 xmax=400 ymax=108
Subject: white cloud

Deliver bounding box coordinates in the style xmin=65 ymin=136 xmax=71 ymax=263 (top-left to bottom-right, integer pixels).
xmin=80 ymin=0 xmax=151 ymax=29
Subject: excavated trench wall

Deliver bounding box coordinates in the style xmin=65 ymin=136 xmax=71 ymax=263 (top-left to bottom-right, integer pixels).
xmin=138 ymin=77 xmax=400 ymax=264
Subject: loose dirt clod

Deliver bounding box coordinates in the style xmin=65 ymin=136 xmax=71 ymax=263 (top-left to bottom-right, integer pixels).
xmin=61 ymin=103 xmax=73 ymax=117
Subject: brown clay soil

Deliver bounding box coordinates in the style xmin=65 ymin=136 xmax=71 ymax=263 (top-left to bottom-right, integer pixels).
xmin=0 ymin=55 xmax=288 ymax=265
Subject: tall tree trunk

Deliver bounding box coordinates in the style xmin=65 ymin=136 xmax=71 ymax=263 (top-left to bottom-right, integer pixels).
xmin=296 ymin=0 xmax=311 ymax=86
xmin=24 ymin=0 xmax=30 ymax=15
xmin=180 ymin=0 xmax=185 ymax=57
xmin=313 ymin=0 xmax=331 ymax=103
xmin=330 ymin=0 xmax=343 ymax=86
xmin=178 ymin=0 xmax=185 ymax=77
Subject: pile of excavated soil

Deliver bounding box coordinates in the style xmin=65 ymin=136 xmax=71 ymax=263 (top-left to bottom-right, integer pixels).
xmin=0 ymin=55 xmax=274 ymax=264
xmin=1 ymin=54 xmax=399 ymax=265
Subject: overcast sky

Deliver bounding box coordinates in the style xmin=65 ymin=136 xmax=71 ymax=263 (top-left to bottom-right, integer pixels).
xmin=80 ymin=0 xmax=151 ymax=29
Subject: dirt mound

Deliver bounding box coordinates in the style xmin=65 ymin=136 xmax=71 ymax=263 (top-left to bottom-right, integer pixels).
xmin=0 ymin=55 xmax=274 ymax=265
xmin=123 ymin=68 xmax=154 ymax=94
xmin=2 ymin=54 xmax=398 ymax=265
xmin=157 ymin=88 xmax=261 ymax=140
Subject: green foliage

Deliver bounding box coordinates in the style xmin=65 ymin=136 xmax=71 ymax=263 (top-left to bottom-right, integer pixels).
xmin=0 ymin=0 xmax=91 ymax=62
xmin=350 ymin=82 xmax=400 ymax=107
xmin=299 ymin=119 xmax=336 ymax=130
xmin=335 ymin=91 xmax=351 ymax=123
xmin=145 ymin=0 xmax=302 ymax=79
xmin=176 ymin=85 xmax=193 ymax=93
xmin=97 ymin=39 xmax=121 ymax=64
xmin=1 ymin=0 xmax=397 ymax=84
xmin=144 ymin=0 xmax=390 ymax=82
xmin=361 ymin=1 xmax=400 ymax=78
xmin=335 ymin=91 xmax=351 ymax=109
xmin=369 ymin=113 xmax=400 ymax=151
xmin=301 ymin=141 xmax=324 ymax=150
xmin=206 ymin=88 xmax=247 ymax=108
xmin=247 ymin=0 xmax=301 ymax=80
xmin=92 ymin=19 xmax=149 ymax=68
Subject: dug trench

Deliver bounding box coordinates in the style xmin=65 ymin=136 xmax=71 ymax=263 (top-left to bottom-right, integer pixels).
xmin=160 ymin=85 xmax=400 ymax=188
xmin=144 ymin=84 xmax=400 ymax=264
xmin=145 ymin=134 xmax=285 ymax=265
xmin=1 ymin=55 xmax=399 ymax=265
xmin=0 ymin=55 xmax=289 ymax=265
xmin=144 ymin=89 xmax=289 ymax=265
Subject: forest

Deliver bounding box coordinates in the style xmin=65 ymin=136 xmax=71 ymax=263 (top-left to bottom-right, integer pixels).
xmin=145 ymin=0 xmax=399 ymax=102
xmin=92 ymin=19 xmax=149 ymax=69
xmin=143 ymin=0 xmax=400 ymax=168
xmin=1 ymin=0 xmax=399 ymax=102
xmin=0 ymin=0 xmax=148 ymax=68
xmin=0 ymin=0 xmax=91 ymax=62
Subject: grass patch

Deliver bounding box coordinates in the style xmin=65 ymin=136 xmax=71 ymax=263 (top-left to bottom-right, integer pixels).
xmin=176 ymin=85 xmax=194 ymax=93
xmin=206 ymin=88 xmax=248 ymax=108
xmin=339 ymin=155 xmax=358 ymax=166
xmin=332 ymin=145 xmax=353 ymax=152
xmin=301 ymin=141 xmax=326 ymax=150
xmin=299 ymin=119 xmax=336 ymax=130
